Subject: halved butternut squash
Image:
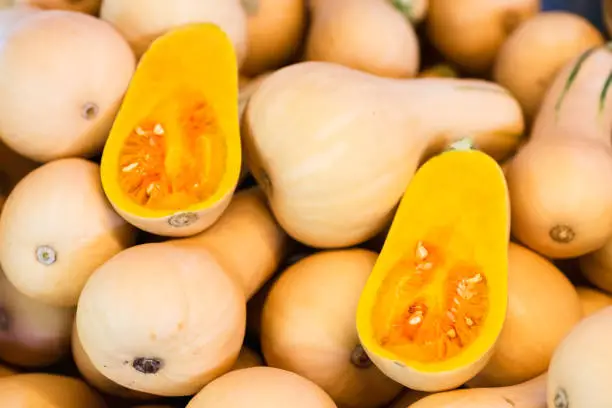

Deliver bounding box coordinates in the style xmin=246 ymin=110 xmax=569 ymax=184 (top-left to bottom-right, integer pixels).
xmin=101 ymin=23 xmax=241 ymax=237
xmin=356 ymin=141 xmax=510 ymax=392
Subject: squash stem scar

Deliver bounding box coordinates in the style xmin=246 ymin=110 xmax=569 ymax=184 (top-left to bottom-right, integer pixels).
xmin=549 ymin=225 xmax=575 ymax=244
xmin=553 ymin=388 xmax=569 ymax=408
xmin=351 ymin=344 xmax=373 ymax=368
xmin=554 ymin=48 xmax=597 ymax=117
xmin=132 ymin=357 xmax=163 ymax=374
xmin=36 ymin=245 xmax=57 ymax=266
xmin=81 ymin=102 xmax=99 ymax=120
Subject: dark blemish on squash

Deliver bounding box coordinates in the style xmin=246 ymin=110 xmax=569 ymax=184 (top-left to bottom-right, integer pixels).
xmin=503 ymin=396 xmax=516 ymax=407
xmin=81 ymin=102 xmax=99 ymax=120
xmin=36 ymin=245 xmax=57 ymax=266
xmin=123 ymin=360 xmax=129 ymax=365
xmin=554 ymin=387 xmax=569 ymax=408
xmin=0 ymin=307 xmax=9 ymax=332
xmin=550 ymin=225 xmax=575 ymax=244
xmin=393 ymin=360 xmax=405 ymax=368
xmin=554 ymin=48 xmax=597 ymax=117
xmin=350 ymin=344 xmax=373 ymax=369
xmin=168 ymin=212 xmax=199 ymax=228
xmin=598 ymin=70 xmax=612 ymax=114
xmin=259 ymin=169 xmax=273 ymax=196
xmin=133 ymin=357 xmax=163 ymax=374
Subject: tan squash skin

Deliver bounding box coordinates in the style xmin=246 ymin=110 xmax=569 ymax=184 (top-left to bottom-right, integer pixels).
xmin=99 ymin=0 xmax=247 ymax=63
xmin=0 ymin=270 xmax=74 ymax=367
xmin=243 ymin=61 xmax=524 ymax=248
xmin=71 ymin=325 xmax=155 ymax=400
xmin=468 ymin=243 xmax=582 ymax=387
xmin=0 ymin=159 xmax=137 ymax=307
xmin=409 ymin=374 xmax=547 ymax=408
xmin=76 ymin=243 xmax=246 ymax=397
xmin=547 ymin=306 xmax=612 ymax=408
xmin=426 ymin=0 xmax=539 ymax=75
xmin=575 ymin=286 xmax=612 ymax=317
xmin=0 ymin=6 xmax=41 ymax=37
xmin=493 ymin=12 xmax=604 ymax=122
xmin=0 ymin=10 xmax=135 ymax=163
xmin=14 ymin=0 xmax=101 ymax=14
xmin=580 ymin=238 xmax=612 ymax=294
xmin=0 ymin=373 xmax=107 ymax=408
xmin=0 ymin=0 xmax=12 ymax=8
xmin=261 ymin=249 xmax=404 ymax=408
xmin=506 ymin=45 xmax=612 ymax=259
xmin=240 ymin=0 xmax=306 ymax=76
xmin=305 ymin=0 xmax=420 ymax=78
xmin=174 ymin=187 xmax=288 ymax=300
xmin=186 ymin=367 xmax=338 ymax=408
xmin=387 ymin=390 xmax=430 ymax=408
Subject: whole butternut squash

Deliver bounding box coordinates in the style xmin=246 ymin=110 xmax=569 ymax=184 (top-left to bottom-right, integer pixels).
xmin=99 ymin=0 xmax=247 ymax=63
xmin=426 ymin=0 xmax=539 ymax=75
xmin=305 ymin=0 xmax=420 ymax=78
xmin=243 ymin=61 xmax=524 ymax=248
xmin=506 ymin=44 xmax=612 ymax=259
xmin=240 ymin=0 xmax=306 ymax=76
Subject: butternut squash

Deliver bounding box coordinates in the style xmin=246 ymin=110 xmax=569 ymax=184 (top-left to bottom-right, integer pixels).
xmin=409 ymin=374 xmax=547 ymax=408
xmin=76 ymin=242 xmax=246 ymax=397
xmin=305 ymin=0 xmax=420 ymax=78
xmin=0 ymin=159 xmax=136 ymax=307
xmin=14 ymin=0 xmax=101 ymax=14
xmin=243 ymin=61 xmax=524 ymax=248
xmin=240 ymin=0 xmax=306 ymax=76
xmin=575 ymin=286 xmax=612 ymax=317
xmin=0 ymin=373 xmax=106 ymax=408
xmin=0 ymin=10 xmax=135 ymax=162
xmin=506 ymin=44 xmax=612 ymax=259
xmin=547 ymin=306 xmax=612 ymax=408
xmin=100 ymin=23 xmax=242 ymax=237
xmin=493 ymin=11 xmax=604 ymax=123
xmin=0 ymin=269 xmax=74 ymax=367
xmin=0 ymin=6 xmax=40 ymax=37
xmin=99 ymin=0 xmax=247 ymax=63
xmin=468 ymin=242 xmax=582 ymax=387
xmin=261 ymin=249 xmax=404 ymax=408
xmin=186 ymin=367 xmax=337 ymax=408
xmin=425 ymin=0 xmax=539 ymax=75
xmin=387 ymin=390 xmax=430 ymax=408
xmin=356 ymin=142 xmax=510 ymax=392
xmin=71 ymin=324 xmax=155 ymax=400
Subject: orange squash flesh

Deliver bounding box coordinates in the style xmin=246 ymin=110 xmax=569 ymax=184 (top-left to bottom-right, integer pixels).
xmin=357 ymin=141 xmax=509 ymax=392
xmin=101 ymin=23 xmax=241 ymax=236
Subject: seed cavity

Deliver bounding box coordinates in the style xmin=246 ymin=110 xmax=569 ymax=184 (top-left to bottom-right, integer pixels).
xmin=132 ymin=357 xmax=163 ymax=374
xmin=81 ymin=102 xmax=99 ymax=120
xmin=549 ymin=225 xmax=575 ymax=244
xmin=168 ymin=212 xmax=199 ymax=228
xmin=36 ymin=245 xmax=57 ymax=266
xmin=553 ymin=388 xmax=569 ymax=408
xmin=350 ymin=344 xmax=373 ymax=369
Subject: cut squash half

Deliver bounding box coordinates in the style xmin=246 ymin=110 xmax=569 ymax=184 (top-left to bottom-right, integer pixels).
xmin=356 ymin=140 xmax=510 ymax=392
xmin=100 ymin=23 xmax=241 ymax=237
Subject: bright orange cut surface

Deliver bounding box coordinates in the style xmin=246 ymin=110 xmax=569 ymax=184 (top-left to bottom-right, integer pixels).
xmin=118 ymin=89 xmax=227 ymax=211
xmin=371 ymin=240 xmax=489 ymax=363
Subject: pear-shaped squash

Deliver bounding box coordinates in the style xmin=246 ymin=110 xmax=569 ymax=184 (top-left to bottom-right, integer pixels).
xmin=100 ymin=23 xmax=242 ymax=237
xmin=356 ymin=142 xmax=510 ymax=392
xmin=506 ymin=44 xmax=612 ymax=259
xmin=242 ymin=61 xmax=523 ymax=248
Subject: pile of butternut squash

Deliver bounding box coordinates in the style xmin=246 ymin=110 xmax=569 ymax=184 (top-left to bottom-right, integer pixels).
xmin=0 ymin=0 xmax=610 ymax=407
